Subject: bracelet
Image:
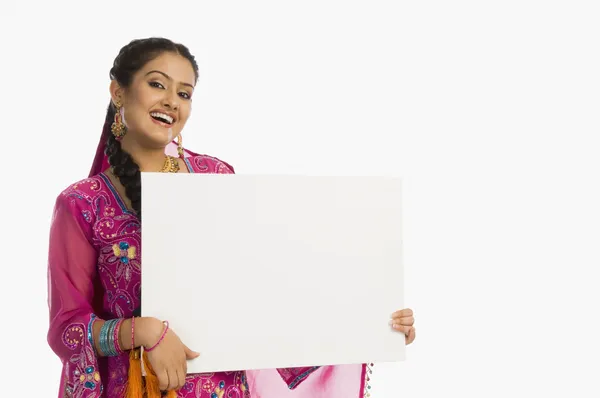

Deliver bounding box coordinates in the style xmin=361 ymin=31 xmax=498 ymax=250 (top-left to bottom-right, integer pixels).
xmin=113 ymin=318 xmax=125 ymax=355
xmin=98 ymin=320 xmax=110 ymax=356
xmin=145 ymin=321 xmax=169 ymax=352
xmin=99 ymin=318 xmax=125 ymax=356
xmin=131 ymin=317 xmax=136 ymax=349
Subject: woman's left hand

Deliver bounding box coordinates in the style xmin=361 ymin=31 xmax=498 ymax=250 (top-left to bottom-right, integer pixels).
xmin=390 ymin=308 xmax=416 ymax=345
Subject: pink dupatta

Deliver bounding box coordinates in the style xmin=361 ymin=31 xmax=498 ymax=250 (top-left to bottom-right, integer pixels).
xmin=86 ymin=126 xmax=367 ymax=397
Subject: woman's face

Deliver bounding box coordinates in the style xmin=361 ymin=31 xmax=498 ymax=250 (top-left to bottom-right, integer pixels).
xmin=112 ymin=52 xmax=196 ymax=149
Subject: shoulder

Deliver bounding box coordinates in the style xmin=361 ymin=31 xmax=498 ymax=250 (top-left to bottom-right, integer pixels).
xmin=53 ymin=175 xmax=109 ymax=221
xmin=186 ymin=153 xmax=235 ymax=174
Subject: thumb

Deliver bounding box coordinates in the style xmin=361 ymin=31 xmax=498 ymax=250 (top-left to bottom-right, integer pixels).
xmin=184 ymin=344 xmax=200 ymax=359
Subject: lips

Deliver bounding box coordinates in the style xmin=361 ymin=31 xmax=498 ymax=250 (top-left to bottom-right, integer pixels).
xmin=150 ymin=111 xmax=175 ymax=126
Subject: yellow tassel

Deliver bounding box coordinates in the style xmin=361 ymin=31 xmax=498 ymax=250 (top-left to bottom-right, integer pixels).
xmin=165 ymin=391 xmax=178 ymax=398
xmin=124 ymin=348 xmax=144 ymax=398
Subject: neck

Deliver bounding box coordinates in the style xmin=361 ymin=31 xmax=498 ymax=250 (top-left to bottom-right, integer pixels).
xmin=120 ymin=136 xmax=167 ymax=172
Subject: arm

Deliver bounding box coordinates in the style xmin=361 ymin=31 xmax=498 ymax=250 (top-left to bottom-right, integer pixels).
xmin=47 ymin=195 xmax=162 ymax=396
xmin=46 ymin=195 xmax=104 ymax=396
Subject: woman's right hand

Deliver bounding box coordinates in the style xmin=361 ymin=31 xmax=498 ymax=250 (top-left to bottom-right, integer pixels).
xmin=138 ymin=318 xmax=200 ymax=391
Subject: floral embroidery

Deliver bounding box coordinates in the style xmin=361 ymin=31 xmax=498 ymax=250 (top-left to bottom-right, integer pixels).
xmin=240 ymin=372 xmax=250 ymax=394
xmin=112 ymin=241 xmax=136 ymax=264
xmin=75 ymin=365 xmax=101 ymax=390
xmin=66 ymin=346 xmax=103 ymax=396
xmin=63 ymin=323 xmax=85 ymax=350
xmin=104 ymin=206 xmax=115 ymax=217
xmin=211 ymin=381 xmax=226 ymax=398
xmin=103 ymin=241 xmax=140 ymax=285
xmin=202 ymin=379 xmax=215 ymax=394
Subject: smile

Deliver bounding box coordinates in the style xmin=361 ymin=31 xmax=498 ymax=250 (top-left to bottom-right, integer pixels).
xmin=150 ymin=112 xmax=174 ymax=126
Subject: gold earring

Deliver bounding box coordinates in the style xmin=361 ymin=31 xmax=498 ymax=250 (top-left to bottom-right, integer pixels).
xmin=111 ymin=101 xmax=126 ymax=141
xmin=176 ymin=134 xmax=184 ymax=158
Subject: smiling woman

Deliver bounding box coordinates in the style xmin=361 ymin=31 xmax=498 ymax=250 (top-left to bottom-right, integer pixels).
xmin=45 ymin=37 xmax=416 ymax=398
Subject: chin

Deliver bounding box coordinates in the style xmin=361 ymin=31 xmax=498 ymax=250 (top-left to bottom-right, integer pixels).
xmin=144 ymin=125 xmax=177 ymax=146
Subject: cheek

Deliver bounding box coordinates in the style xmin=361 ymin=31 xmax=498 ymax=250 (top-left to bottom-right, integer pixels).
xmin=124 ymin=87 xmax=156 ymax=123
xmin=123 ymin=106 xmax=147 ymax=130
xmin=178 ymin=107 xmax=192 ymax=126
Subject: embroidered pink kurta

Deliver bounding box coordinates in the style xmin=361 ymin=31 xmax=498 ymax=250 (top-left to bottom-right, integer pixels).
xmin=47 ymin=154 xmax=319 ymax=397
xmin=47 ymin=151 xmax=366 ymax=398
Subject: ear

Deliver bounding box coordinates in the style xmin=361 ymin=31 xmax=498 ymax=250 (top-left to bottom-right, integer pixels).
xmin=109 ymin=80 xmax=125 ymax=106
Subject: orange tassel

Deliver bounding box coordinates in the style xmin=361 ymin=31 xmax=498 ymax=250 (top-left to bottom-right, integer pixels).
xmin=124 ymin=349 xmax=179 ymax=397
xmin=124 ymin=348 xmax=144 ymax=398
xmin=142 ymin=351 xmax=163 ymax=398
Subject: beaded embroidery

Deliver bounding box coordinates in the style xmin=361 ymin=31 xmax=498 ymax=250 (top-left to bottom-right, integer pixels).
xmin=363 ymin=363 xmax=374 ymax=398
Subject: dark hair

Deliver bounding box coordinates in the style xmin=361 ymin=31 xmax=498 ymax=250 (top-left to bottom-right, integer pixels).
xmin=103 ymin=37 xmax=199 ymax=218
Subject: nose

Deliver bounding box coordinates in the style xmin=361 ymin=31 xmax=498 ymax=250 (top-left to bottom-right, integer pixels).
xmin=162 ymin=90 xmax=179 ymax=111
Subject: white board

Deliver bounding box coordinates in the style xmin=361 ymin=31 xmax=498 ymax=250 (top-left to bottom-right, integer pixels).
xmin=141 ymin=173 xmax=404 ymax=373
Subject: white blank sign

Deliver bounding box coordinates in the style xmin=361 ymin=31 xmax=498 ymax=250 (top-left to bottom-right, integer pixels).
xmin=141 ymin=173 xmax=404 ymax=373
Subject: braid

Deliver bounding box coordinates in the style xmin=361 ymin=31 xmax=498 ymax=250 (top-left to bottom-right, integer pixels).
xmin=104 ymin=104 xmax=143 ymax=218
xmin=101 ymin=37 xmax=199 ymax=220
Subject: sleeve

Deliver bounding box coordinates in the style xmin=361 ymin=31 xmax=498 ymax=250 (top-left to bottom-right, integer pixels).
xmin=275 ymin=367 xmax=321 ymax=389
xmin=46 ymin=194 xmax=104 ymax=397
xmin=216 ymin=159 xmax=235 ymax=174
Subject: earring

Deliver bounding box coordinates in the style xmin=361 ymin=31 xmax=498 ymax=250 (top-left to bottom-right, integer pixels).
xmin=176 ymin=134 xmax=184 ymax=158
xmin=111 ymin=101 xmax=126 ymax=141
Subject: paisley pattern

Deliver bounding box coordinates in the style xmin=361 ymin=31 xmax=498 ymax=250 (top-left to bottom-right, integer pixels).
xmin=54 ymin=155 xmax=248 ymax=397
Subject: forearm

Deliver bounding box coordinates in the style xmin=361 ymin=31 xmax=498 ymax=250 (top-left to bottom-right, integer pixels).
xmin=92 ymin=316 xmax=163 ymax=356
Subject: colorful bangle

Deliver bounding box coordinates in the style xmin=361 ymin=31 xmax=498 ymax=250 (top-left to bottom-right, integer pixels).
xmin=98 ymin=320 xmax=112 ymax=356
xmin=99 ymin=318 xmax=124 ymax=357
xmin=113 ymin=318 xmax=125 ymax=355
xmin=145 ymin=321 xmax=169 ymax=352
xmin=131 ymin=317 xmax=136 ymax=349
xmin=107 ymin=319 xmax=118 ymax=356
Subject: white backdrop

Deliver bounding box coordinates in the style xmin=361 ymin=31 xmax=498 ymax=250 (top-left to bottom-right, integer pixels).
xmin=1 ymin=0 xmax=599 ymax=396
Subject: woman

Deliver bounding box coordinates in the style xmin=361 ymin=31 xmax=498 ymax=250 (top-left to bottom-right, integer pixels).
xmin=46 ymin=37 xmax=416 ymax=398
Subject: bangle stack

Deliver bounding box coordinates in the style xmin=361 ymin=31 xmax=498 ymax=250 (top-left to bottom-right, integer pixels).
xmin=99 ymin=318 xmax=125 ymax=356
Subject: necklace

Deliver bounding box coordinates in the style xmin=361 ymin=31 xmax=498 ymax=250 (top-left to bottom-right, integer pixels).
xmin=160 ymin=155 xmax=180 ymax=173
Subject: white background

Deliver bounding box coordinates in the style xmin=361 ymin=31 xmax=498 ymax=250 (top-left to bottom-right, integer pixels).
xmin=1 ymin=0 xmax=599 ymax=397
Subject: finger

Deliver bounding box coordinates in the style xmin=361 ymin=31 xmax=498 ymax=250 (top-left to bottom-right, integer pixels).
xmin=391 ymin=308 xmax=413 ymax=318
xmin=184 ymin=344 xmax=200 ymax=359
xmin=167 ymin=367 xmax=178 ymax=391
xmin=158 ymin=369 xmax=169 ymax=391
xmin=391 ymin=322 xmax=411 ymax=335
xmin=406 ymin=327 xmax=416 ymax=345
xmin=182 ymin=352 xmax=188 ymax=376
xmin=176 ymin=367 xmax=185 ymax=390
xmin=391 ymin=316 xmax=414 ymax=326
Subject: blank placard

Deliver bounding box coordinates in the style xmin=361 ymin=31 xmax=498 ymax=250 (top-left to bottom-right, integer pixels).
xmin=141 ymin=173 xmax=404 ymax=373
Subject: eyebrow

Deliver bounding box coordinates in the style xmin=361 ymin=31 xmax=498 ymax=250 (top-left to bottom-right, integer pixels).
xmin=145 ymin=70 xmax=195 ymax=89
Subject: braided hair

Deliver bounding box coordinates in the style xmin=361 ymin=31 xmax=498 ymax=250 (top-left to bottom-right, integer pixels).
xmin=102 ymin=38 xmax=199 ymax=218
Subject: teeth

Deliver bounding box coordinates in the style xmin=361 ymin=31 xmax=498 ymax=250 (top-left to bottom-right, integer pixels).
xmin=150 ymin=112 xmax=174 ymax=124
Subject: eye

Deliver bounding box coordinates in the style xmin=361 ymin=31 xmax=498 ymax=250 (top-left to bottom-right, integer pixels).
xmin=149 ymin=81 xmax=165 ymax=89
xmin=179 ymin=92 xmax=191 ymax=100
